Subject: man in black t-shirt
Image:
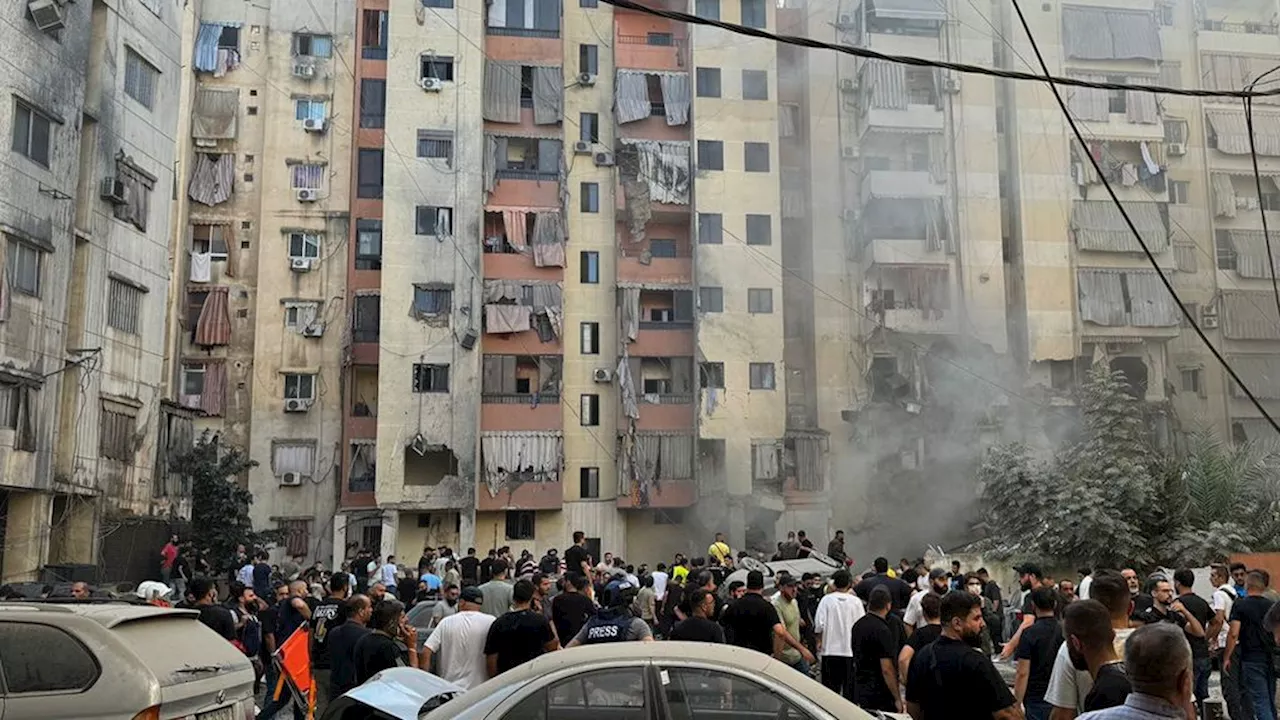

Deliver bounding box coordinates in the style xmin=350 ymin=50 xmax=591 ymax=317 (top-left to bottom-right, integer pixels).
xmin=459 ymin=548 xmax=480 ymax=586
xmin=853 ymin=557 xmax=914 ymax=611
xmin=1166 ymin=570 xmax=1213 ymax=714
xmin=1063 ymin=599 xmax=1130 ymax=712
xmin=671 ymin=588 xmax=726 ymax=643
xmin=190 ymin=577 xmax=236 ymax=640
xmin=899 ymin=591 xmax=943 ymax=688
xmin=310 ymin=573 xmax=350 ymax=714
xmin=484 ymin=580 xmax=559 ymax=677
xmin=907 ymin=591 xmax=1018 ymax=720
xmin=479 ymin=550 xmax=496 ymax=584
xmin=552 ymin=573 xmax=596 ymax=642
xmin=851 ymin=586 xmax=901 ymax=713
xmin=720 ymin=571 xmax=814 ymax=665
xmin=564 ymin=532 xmax=591 ymax=578
xmin=1014 ymin=587 xmax=1063 ymax=719
xmin=1225 ymin=570 xmax=1276 ymax=720
xmin=328 ymin=595 xmax=373 ymax=698
xmin=353 ymin=599 xmax=416 ymax=685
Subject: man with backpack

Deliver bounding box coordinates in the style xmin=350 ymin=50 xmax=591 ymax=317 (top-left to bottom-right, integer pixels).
xmin=227 ymin=583 xmax=264 ymax=688
xmin=566 ymin=583 xmax=653 ymax=645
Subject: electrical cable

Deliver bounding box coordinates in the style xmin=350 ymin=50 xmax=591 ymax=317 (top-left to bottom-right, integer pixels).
xmin=1242 ymin=68 xmax=1280 ymax=321
xmin=1006 ymin=0 xmax=1280 ymax=437
xmin=598 ymin=0 xmax=1280 ymax=99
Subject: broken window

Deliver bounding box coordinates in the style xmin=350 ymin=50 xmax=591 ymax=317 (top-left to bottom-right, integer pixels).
xmin=191 ymin=224 xmax=229 ymax=260
xmin=493 ymin=137 xmax=562 ymax=180
xmin=870 ymin=356 xmax=905 ymax=402
xmin=482 ymin=355 xmax=561 ymax=399
xmin=412 ymin=363 xmax=450 ymax=393
xmin=405 ymin=445 xmax=458 ymax=486
xmin=700 ymin=362 xmax=725 ymax=389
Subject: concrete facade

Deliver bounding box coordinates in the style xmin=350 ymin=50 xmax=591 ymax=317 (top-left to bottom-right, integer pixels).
xmin=1 ymin=0 xmax=182 ymax=581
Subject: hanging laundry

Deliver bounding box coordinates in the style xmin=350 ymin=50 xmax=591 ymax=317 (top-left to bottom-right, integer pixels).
xmin=1120 ymin=163 xmax=1138 ymax=187
xmin=190 ymin=252 xmax=213 ymax=283
xmin=1139 ymin=142 xmax=1160 ymax=175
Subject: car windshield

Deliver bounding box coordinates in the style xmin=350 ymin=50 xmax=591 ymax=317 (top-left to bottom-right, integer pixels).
xmin=423 ymin=680 xmax=528 ymax=720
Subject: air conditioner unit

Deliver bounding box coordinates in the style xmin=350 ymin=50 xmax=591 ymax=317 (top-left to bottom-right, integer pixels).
xmin=99 ymin=176 xmax=127 ymax=205
xmin=29 ymin=0 xmax=65 ymax=32
xmin=301 ymin=323 xmax=324 ymax=337
xmin=290 ymin=257 xmax=312 ymax=272
xmin=420 ymin=77 xmax=443 ymax=92
xmin=302 ymin=117 xmax=326 ymax=132
xmin=293 ymin=63 xmax=316 ymax=79
xmin=284 ymin=398 xmax=313 ymax=413
xmin=1201 ymin=314 xmax=1219 ymax=328
xmin=594 ymin=151 xmax=615 ymax=167
xmin=942 ymin=76 xmax=961 ymax=94
xmin=840 ymin=78 xmax=857 ymax=92
xmin=296 ymin=188 xmax=318 ymax=202
xmin=1167 ymin=142 xmax=1186 ymax=157
xmin=573 ymin=140 xmax=592 ymax=155
xmin=593 ymin=367 xmax=613 ymax=383
xmin=458 ymin=328 xmax=478 ymax=350
xmin=280 ymin=472 xmax=302 ymax=486
xmin=842 ymin=146 xmax=859 ymax=159
xmin=577 ymin=72 xmax=597 ymax=86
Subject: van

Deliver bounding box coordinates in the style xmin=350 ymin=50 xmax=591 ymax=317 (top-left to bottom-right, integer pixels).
xmin=0 ymin=602 xmax=255 ymax=719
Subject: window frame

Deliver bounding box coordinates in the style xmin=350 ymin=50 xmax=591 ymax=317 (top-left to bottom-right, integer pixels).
xmin=1169 ymin=180 xmax=1190 ymax=205
xmin=740 ymin=0 xmax=767 ymax=28
xmin=581 ymin=182 xmax=600 ymax=213
xmin=749 ymin=362 xmax=776 ymax=390
xmin=124 ymin=48 xmax=160 ymax=110
xmin=294 ymin=98 xmax=328 ymax=123
xmin=580 ymin=393 xmax=600 ymax=426
xmin=288 ymin=232 xmax=322 ymax=261
xmin=694 ymin=0 xmax=720 ymax=21
xmin=742 ymin=69 xmax=769 ymax=100
xmin=697 ymin=140 xmax=724 ymax=171
xmin=6 ymin=236 xmax=43 ymax=298
xmin=284 ymin=373 xmax=317 ymax=401
xmin=700 ymin=362 xmax=725 ymax=389
xmin=420 ymin=54 xmax=456 ymax=82
xmin=357 ymin=147 xmax=384 ymax=199
xmin=360 ymin=78 xmax=387 ymax=129
xmin=505 ymin=510 xmax=536 ymax=540
xmin=181 ymin=363 xmax=206 ymax=397
xmin=11 ymin=99 xmax=53 ymax=168
xmin=99 ymin=403 xmax=138 ymax=462
xmin=697 ymin=213 xmax=723 ymax=245
xmin=696 ymin=67 xmax=722 ymax=98
xmin=412 ymin=363 xmax=451 ymax=393
xmin=581 ymin=321 xmax=600 ymax=354
xmin=580 ymin=251 xmax=600 ymax=284
xmin=0 ymin=622 xmax=102 ymax=694
xmin=293 ymin=33 xmax=334 ymax=58
xmin=417 ymin=130 xmax=455 ymax=166
xmin=415 ymin=206 xmax=454 ymax=236
xmin=579 ymin=467 xmax=600 ymax=498
xmin=698 ymin=287 xmax=724 ymax=313
xmin=747 ymin=287 xmax=774 ymax=314
xmin=745 ymin=214 xmax=772 ymax=245
xmin=744 ymin=141 xmax=771 ymax=172
xmin=106 ymin=278 xmax=144 ymax=334
xmin=580 ymin=44 xmax=599 ymax=75
xmin=355 ymin=219 xmax=383 ymax=270
xmin=580 ymin=112 xmax=600 ymax=144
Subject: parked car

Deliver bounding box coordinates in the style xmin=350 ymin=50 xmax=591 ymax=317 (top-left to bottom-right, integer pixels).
xmin=423 ymin=641 xmax=910 ymax=720
xmin=0 ymin=601 xmax=255 ymax=720
xmin=321 ymin=667 xmax=462 ymax=720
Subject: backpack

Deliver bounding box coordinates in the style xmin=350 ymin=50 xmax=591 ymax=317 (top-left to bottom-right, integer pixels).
xmin=233 ymin=612 xmax=262 ymax=657
xmin=580 ymin=611 xmax=635 ymax=644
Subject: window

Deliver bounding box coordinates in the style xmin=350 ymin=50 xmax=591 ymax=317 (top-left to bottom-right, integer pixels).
xmin=1215 ymin=230 xmax=1237 ymax=270
xmin=415 ymin=206 xmax=454 ymax=236
xmin=421 ymin=54 xmax=455 ymax=82
xmin=581 ymin=251 xmax=600 ymax=283
xmin=362 ymin=9 xmax=388 ymax=59
xmin=417 ymin=130 xmax=454 ymax=165
xmin=0 ymin=624 xmax=99 ymax=693
xmin=1169 ymin=180 xmax=1190 ymax=205
xmin=107 ymin=279 xmax=143 ymax=334
xmin=284 ymin=302 xmax=319 ymax=331
xmin=124 ymin=49 xmax=159 ymax=109
xmin=580 ymin=113 xmax=600 ymax=143
xmin=700 ymin=362 xmax=725 ymax=388
xmin=650 ymin=239 xmax=677 ymax=257
xmin=11 ymin=100 xmax=52 ymax=167
xmin=488 ymin=0 xmax=561 ymax=35
xmin=581 ymin=182 xmax=600 ymax=213
xmin=697 ymin=140 xmax=724 ymax=170
xmin=580 ymin=467 xmax=600 ymax=498
xmin=698 ymin=213 xmax=723 ymax=244
xmin=748 ymin=288 xmax=773 ymax=313
xmin=423 ymin=0 xmax=455 ymax=6
xmin=696 ymin=67 xmax=722 ymax=98
xmin=99 ymin=402 xmax=137 ymax=461
xmin=694 ymin=0 xmax=720 ymax=20
xmin=905 ymin=69 xmax=937 ymax=105
xmin=293 ymin=33 xmax=333 ymax=58
xmin=356 ymin=219 xmax=382 ymax=270
xmin=580 ymin=44 xmax=599 ymax=75
xmin=352 ymin=294 xmax=380 ymax=342
xmin=279 ymin=519 xmax=311 ymax=556
xmin=413 ymin=286 xmax=452 ymax=316
xmin=749 ymin=362 xmax=776 ymax=389
xmin=179 ymin=363 xmax=206 ymax=398
xmin=360 ymin=79 xmax=386 ymax=128
xmin=1106 ymin=75 xmax=1127 ymax=114
xmin=1180 ymin=368 xmax=1202 ymax=394
xmin=294 ymin=98 xmax=327 ymax=123
xmin=1157 ymin=1 xmax=1174 ymax=25
xmin=741 ymin=0 xmax=767 ymax=28
xmin=581 ymin=322 xmax=599 ymax=354
xmin=505 ymin=510 xmax=536 ymax=540
xmin=6 ymin=237 xmax=42 ymax=297
xmin=744 ymin=142 xmax=770 ymax=172
xmin=1163 ymin=118 xmax=1187 ymax=144
xmin=699 ymin=287 xmax=724 ymax=312
xmin=290 ymin=164 xmax=325 ymax=191
xmin=412 ymin=364 xmax=450 ymax=392
xmin=357 ymin=148 xmax=384 ymax=199
xmin=580 ymin=394 xmax=599 ymax=426
xmin=746 ymin=214 xmax=772 ymax=245
xmin=284 ymin=374 xmax=316 ymax=401
xmin=663 ymin=667 xmax=812 ymax=720
xmin=288 ymin=232 xmax=321 ymax=260
xmin=655 ymin=509 xmax=685 ymax=524
xmin=582 ymin=0 xmax=598 ymax=5
xmin=742 ymin=69 xmax=769 ymax=100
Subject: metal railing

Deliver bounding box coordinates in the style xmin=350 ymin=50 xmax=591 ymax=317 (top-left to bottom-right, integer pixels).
xmin=617 ymin=33 xmax=685 ymax=47
xmin=638 ymin=320 xmax=693 ymax=330
xmin=1199 ymin=19 xmax=1278 ymax=34
xmin=494 ymin=167 xmax=558 ymax=181
xmin=482 ymin=391 xmax=561 ymax=404
xmin=487 ymin=27 xmax=560 ymax=38
xmin=640 ymin=393 xmax=694 ymax=404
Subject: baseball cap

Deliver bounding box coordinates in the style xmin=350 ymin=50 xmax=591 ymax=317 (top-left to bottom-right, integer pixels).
xmin=746 ymin=570 xmax=765 ymax=590
xmin=1014 ymin=563 xmax=1044 ymax=578
xmin=460 ymin=586 xmax=484 ymax=603
xmin=928 ymin=568 xmax=948 ymax=581
xmin=777 ymin=574 xmax=798 ymax=587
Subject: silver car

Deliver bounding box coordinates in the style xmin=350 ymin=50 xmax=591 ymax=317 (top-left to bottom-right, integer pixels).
xmin=0 ymin=602 xmax=255 ymax=720
xmin=424 ymin=642 xmax=909 ymax=720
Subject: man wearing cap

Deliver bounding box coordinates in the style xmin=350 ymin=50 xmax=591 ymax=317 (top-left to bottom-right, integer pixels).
xmin=905 ymin=568 xmax=951 ymax=631
xmin=721 ymin=571 xmax=815 ymax=667
xmin=422 ymin=586 xmax=495 ymax=690
xmin=1002 ymin=563 xmax=1049 ymax=660
xmin=773 ymin=575 xmax=810 ymax=674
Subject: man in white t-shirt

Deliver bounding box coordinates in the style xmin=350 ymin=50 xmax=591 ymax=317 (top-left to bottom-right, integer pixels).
xmin=814 ymin=569 xmax=866 ymax=701
xmin=904 ymin=568 xmax=950 ymax=630
xmin=1045 ymin=570 xmax=1133 ymax=714
xmin=652 ymin=564 xmax=669 ymax=604
xmin=422 ymin=586 xmax=496 ymax=690
xmin=1208 ymin=563 xmax=1247 ymax=720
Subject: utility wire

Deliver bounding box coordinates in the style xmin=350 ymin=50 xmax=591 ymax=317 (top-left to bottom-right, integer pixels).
xmin=1006 ymin=0 xmax=1280 ymax=437
xmin=1243 ymin=70 xmax=1280 ymax=321
xmin=598 ymin=0 xmax=1280 ymax=99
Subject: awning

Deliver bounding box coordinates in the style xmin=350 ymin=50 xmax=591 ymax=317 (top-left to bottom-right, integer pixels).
xmin=192 ymin=86 xmax=240 ymax=140
xmin=869 ymin=0 xmax=944 ymax=21
xmin=480 ymin=431 xmax=563 ymax=497
xmin=1206 ymin=109 xmax=1280 ymax=156
xmin=1224 ymin=230 xmax=1280 ymax=279
xmin=1070 ymin=200 xmax=1169 ymax=253
xmin=1221 ymin=291 xmax=1280 ymax=340
xmin=1062 ymin=6 xmax=1161 ymax=61
xmin=1077 ymin=269 xmax=1179 ymax=327
xmin=1228 ymin=355 xmax=1280 ymax=399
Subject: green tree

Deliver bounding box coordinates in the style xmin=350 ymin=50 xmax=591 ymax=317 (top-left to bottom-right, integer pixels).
xmin=173 ymin=432 xmax=280 ymax=574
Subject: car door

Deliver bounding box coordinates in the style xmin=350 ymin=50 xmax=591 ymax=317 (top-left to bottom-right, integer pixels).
xmin=655 ymin=665 xmax=827 ymax=720
xmin=0 ymin=621 xmax=103 ymax=720
xmin=495 ymin=664 xmax=655 ymax=720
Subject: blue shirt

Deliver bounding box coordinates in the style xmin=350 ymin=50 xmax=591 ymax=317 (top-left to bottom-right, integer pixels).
xmin=1078 ymin=692 xmax=1183 ymax=720
xmin=420 ymin=572 xmax=442 ymax=591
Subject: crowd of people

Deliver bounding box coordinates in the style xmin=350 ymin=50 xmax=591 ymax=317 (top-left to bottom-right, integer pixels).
xmin=91 ymin=531 xmax=1280 ymax=720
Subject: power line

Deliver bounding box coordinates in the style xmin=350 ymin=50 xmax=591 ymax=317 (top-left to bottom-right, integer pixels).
xmin=599 ymin=0 xmax=1280 ymax=99
xmin=1006 ymin=0 xmax=1280 ymax=437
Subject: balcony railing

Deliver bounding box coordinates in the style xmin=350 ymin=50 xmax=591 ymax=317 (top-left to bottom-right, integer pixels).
xmin=352 ymin=327 xmax=379 ymax=343
xmin=617 ymin=33 xmax=683 ymax=47
xmin=494 ymin=167 xmax=558 ymax=181
xmin=639 ymin=320 xmax=693 ymax=330
xmin=482 ymin=391 xmax=561 ymax=404
xmin=1199 ymin=19 xmax=1279 ymax=34
xmin=640 ymin=393 xmax=694 ymax=404
xmin=349 ymin=475 xmax=375 ymax=493
xmin=487 ymin=26 xmax=559 ymax=38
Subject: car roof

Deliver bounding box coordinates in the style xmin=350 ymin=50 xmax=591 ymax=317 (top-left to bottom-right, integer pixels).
xmin=0 ymin=601 xmax=198 ymax=627
xmin=431 ymin=642 xmax=880 ymax=720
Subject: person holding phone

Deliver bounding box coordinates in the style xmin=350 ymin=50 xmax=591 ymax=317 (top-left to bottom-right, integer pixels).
xmin=353 ymin=599 xmax=417 ymax=684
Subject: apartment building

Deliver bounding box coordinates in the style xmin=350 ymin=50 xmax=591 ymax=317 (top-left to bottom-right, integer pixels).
xmin=168 ymin=0 xmax=354 ymax=563
xmin=1 ymin=0 xmax=182 ymax=581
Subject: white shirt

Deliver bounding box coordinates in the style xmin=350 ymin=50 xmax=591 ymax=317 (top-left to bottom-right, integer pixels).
xmin=435 ymin=556 xmax=450 ymax=577
xmin=380 ymin=562 xmax=398 ymax=587
xmin=1078 ymin=575 xmax=1092 ymax=600
xmin=1045 ymin=627 xmax=1133 ymax=711
xmin=1213 ymin=583 xmax=1235 ymax=649
xmin=237 ymin=563 xmax=254 ymax=587
xmin=652 ymin=571 xmax=669 ymax=601
xmin=814 ymin=591 xmax=866 ymax=657
xmin=626 ymin=573 xmax=639 ymax=588
xmin=903 ymin=589 xmax=928 ymax=629
xmin=423 ymin=610 xmax=495 ymax=690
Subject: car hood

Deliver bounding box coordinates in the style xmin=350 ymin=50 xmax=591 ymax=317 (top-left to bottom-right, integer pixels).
xmin=337 ymin=667 xmax=464 ymax=720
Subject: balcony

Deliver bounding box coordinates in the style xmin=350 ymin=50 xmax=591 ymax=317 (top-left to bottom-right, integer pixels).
xmin=862 ymin=169 xmax=946 ymax=201
xmin=865 ymin=104 xmax=943 ymax=134
xmin=865 ymin=238 xmax=949 ymax=267
xmin=478 ymin=430 xmax=563 ymax=509
xmin=482 ymin=210 xmax=565 ymax=280
xmin=615 ymin=33 xmax=686 ymax=72
xmin=865 ymin=266 xmax=957 ymax=334
xmin=478 ymin=479 xmax=563 ymax=510
xmin=881 ymin=306 xmax=959 ymax=334
xmin=616 ymin=431 xmax=696 ymax=509
xmin=345 ymin=441 xmax=376 ymax=505
xmin=481 ymin=355 xmax=562 ymax=430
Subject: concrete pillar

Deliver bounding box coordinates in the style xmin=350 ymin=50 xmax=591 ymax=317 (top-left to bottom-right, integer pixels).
xmin=49 ymin=495 xmax=97 ymax=565
xmin=332 ymin=514 xmax=348 ymax=572
xmin=459 ymin=509 xmax=475 ymax=550
xmin=2 ymin=491 xmax=51 ymax=583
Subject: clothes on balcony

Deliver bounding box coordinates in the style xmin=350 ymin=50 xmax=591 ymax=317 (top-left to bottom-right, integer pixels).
xmin=193 ymin=86 xmax=240 ymax=140
xmin=532 ymin=66 xmax=562 ymax=124
xmin=484 ymin=279 xmax=524 ymax=304
xmin=483 ymin=60 xmax=522 ymax=123
xmin=485 ymin=304 xmax=532 ymax=334
xmin=1070 ymin=200 xmax=1169 ymax=253
xmin=502 ymin=209 xmax=529 ymax=252
xmin=189 ymin=252 xmax=212 ymax=283
xmin=1140 ymin=142 xmax=1160 ymax=174
xmin=531 ymin=211 xmax=565 ymax=267
xmin=620 ymin=287 xmax=641 ymax=342
xmin=200 ymin=361 xmax=227 ymax=417
xmin=617 ymin=355 xmax=640 ymax=421
xmin=1212 ymin=174 xmax=1237 ymax=217
xmin=1206 ymin=109 xmax=1280 ymax=156
xmin=480 ymin=431 xmax=563 ymax=497
xmin=1062 ymin=6 xmax=1161 ymax=61
xmin=193 ymin=23 xmax=241 ymax=74
xmin=1120 ymin=163 xmax=1138 ymax=186
xmin=483 ymin=136 xmax=503 ymax=193
xmin=189 ymin=153 xmax=235 ymax=206
xmin=530 ymin=282 xmax=562 ymax=313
